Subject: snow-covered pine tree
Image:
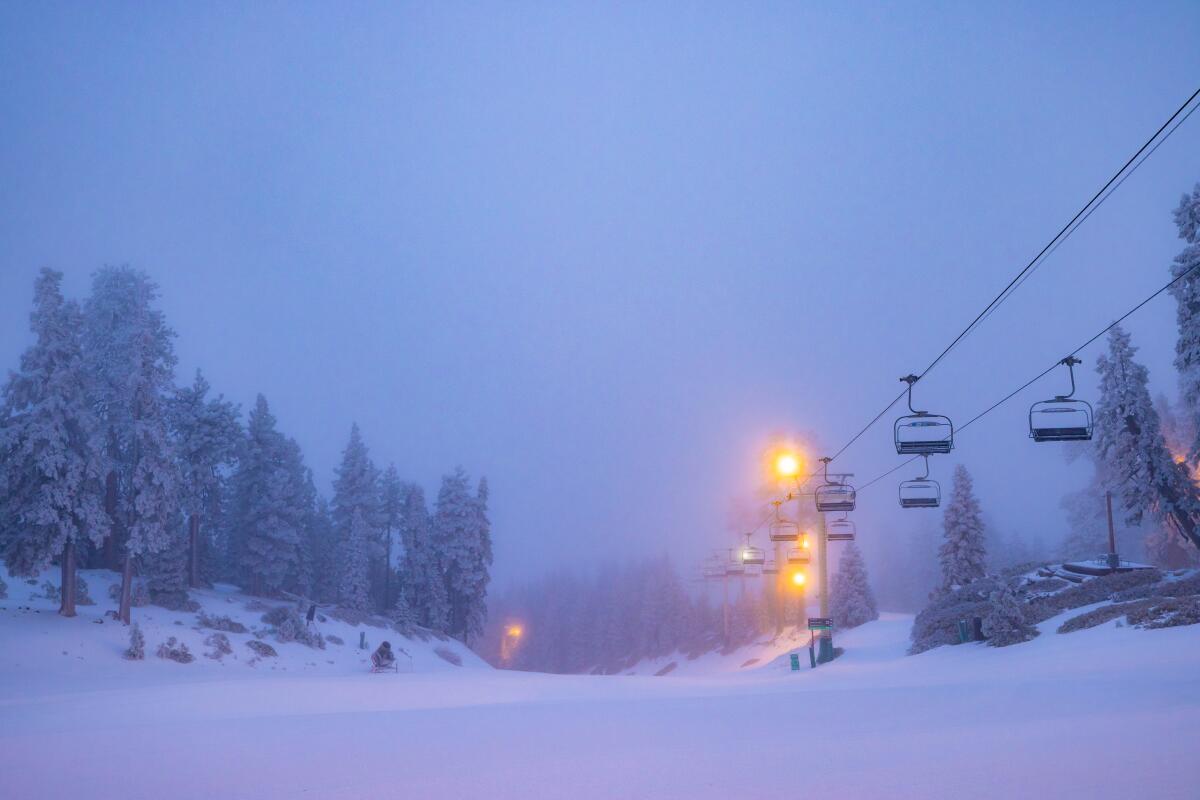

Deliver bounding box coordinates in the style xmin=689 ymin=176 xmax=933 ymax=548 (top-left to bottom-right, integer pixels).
xmin=433 ymin=467 xmax=493 ymax=644
xmin=169 ymin=370 xmax=241 ymax=588
xmin=331 ymin=424 xmax=378 ymax=611
xmin=1168 ymin=183 xmax=1200 ymax=463
xmin=936 ymin=464 xmax=988 ymax=596
xmin=338 ymin=508 xmax=372 ymax=611
xmin=228 ymin=396 xmax=304 ymax=595
xmin=830 ymin=541 xmax=879 ymax=629
xmin=376 ymin=464 xmax=404 ymax=612
xmin=0 ymin=269 xmax=110 ymax=617
xmin=1095 ymin=325 xmax=1200 ymax=559
xmin=83 ymin=267 xmax=181 ymax=623
xmin=140 ymin=515 xmax=190 ymax=608
xmin=304 ymin=495 xmax=337 ymax=603
xmin=982 ymin=583 xmax=1037 ymax=647
xmin=399 ymin=483 xmax=449 ymax=631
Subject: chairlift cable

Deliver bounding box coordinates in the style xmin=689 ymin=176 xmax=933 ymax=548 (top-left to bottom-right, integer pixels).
xmin=974 ymin=92 xmax=1200 ymax=331
xmin=823 ymin=85 xmax=1200 ymax=467
xmin=854 ymin=255 xmax=1200 ymax=495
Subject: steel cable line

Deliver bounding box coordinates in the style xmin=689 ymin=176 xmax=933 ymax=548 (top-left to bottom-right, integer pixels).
xmin=975 ymin=95 xmax=1200 ymax=331
xmin=825 ymin=85 xmax=1200 ymax=466
xmin=855 ymin=255 xmax=1200 ymax=496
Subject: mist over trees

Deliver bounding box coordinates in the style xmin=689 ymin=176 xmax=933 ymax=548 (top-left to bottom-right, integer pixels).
xmin=0 ymin=267 xmax=494 ymax=644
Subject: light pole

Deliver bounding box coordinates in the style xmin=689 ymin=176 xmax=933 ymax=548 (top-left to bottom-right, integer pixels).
xmin=771 ymin=448 xmax=846 ymax=664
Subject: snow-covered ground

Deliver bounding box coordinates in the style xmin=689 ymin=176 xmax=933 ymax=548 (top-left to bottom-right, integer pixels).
xmin=3 ymin=573 xmax=1199 ymax=799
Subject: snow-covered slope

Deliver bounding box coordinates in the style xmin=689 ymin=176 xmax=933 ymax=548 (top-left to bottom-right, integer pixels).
xmin=2 ymin=572 xmax=1199 ymax=799
xmin=0 ymin=566 xmax=486 ymax=695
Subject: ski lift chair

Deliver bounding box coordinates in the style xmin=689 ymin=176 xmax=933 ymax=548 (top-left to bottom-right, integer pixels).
xmin=899 ymin=455 xmax=941 ymax=509
xmin=827 ymin=518 xmax=856 ymax=541
xmin=786 ymin=546 xmax=811 ymax=565
xmin=1030 ymin=357 xmax=1093 ymax=442
xmin=894 ymin=375 xmax=954 ymax=454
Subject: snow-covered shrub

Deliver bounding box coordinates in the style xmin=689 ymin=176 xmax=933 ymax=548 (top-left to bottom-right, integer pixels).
xmin=75 ymin=575 xmax=94 ymax=605
xmin=156 ymin=636 xmax=194 ymax=663
xmin=1127 ymin=596 xmax=1200 ymax=629
xmin=40 ymin=580 xmax=60 ymax=602
xmin=125 ymin=623 xmax=145 ymax=660
xmin=260 ymin=606 xmax=294 ymax=627
xmin=1057 ymin=600 xmax=1156 ymax=634
xmin=263 ymin=606 xmax=325 ymax=649
xmin=325 ymin=634 xmax=344 ymax=645
xmin=434 ymin=645 xmax=462 ymax=666
xmin=204 ymin=632 xmax=232 ymax=660
xmin=1150 ymin=571 xmax=1200 ymax=599
xmin=197 ymin=612 xmax=247 ymax=634
xmin=910 ymin=576 xmax=998 ymax=654
xmin=830 ymin=542 xmax=879 ymax=630
xmin=246 ymin=640 xmax=277 ymax=658
xmin=982 ymin=584 xmax=1038 ymax=647
xmin=1027 ymin=569 xmax=1161 ymax=623
xmin=1022 ymin=577 xmax=1069 ymax=596
xmin=107 ymin=580 xmax=150 ymax=607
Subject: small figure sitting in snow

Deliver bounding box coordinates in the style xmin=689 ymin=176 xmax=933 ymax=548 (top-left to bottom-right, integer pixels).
xmin=371 ymin=640 xmax=397 ymax=673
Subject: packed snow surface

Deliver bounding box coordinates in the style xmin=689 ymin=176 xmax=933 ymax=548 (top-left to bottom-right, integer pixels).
xmin=2 ymin=574 xmax=1199 ymax=799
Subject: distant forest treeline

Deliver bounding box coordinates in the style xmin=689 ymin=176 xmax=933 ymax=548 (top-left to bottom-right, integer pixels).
xmin=0 ymin=267 xmax=492 ymax=644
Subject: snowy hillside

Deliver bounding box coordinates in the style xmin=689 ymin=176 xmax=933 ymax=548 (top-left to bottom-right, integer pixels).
xmin=4 ymin=573 xmax=1199 ymax=799
xmin=0 ymin=566 xmax=487 ymax=690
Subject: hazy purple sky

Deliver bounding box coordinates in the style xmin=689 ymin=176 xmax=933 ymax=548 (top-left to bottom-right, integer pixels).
xmin=2 ymin=3 xmax=1199 ymax=587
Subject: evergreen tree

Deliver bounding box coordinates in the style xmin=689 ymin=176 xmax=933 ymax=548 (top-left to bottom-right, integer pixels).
xmin=228 ymin=396 xmax=304 ymax=594
xmin=936 ymin=464 xmax=987 ymax=596
xmin=830 ymin=541 xmax=878 ymax=629
xmin=83 ymin=267 xmax=180 ymax=623
xmin=304 ymin=495 xmax=337 ymax=603
xmin=331 ymin=424 xmax=378 ymax=610
xmin=169 ymin=370 xmax=241 ymax=587
xmin=433 ymin=467 xmax=493 ymax=644
xmin=399 ymin=484 xmax=449 ymax=631
xmin=1095 ymin=326 xmax=1200 ymax=558
xmin=338 ymin=508 xmax=372 ymax=611
xmin=0 ymin=269 xmax=110 ymax=617
xmin=1168 ymin=182 xmax=1200 ymax=462
xmin=982 ymin=583 xmax=1037 ymax=647
xmin=377 ymin=464 xmax=404 ymax=611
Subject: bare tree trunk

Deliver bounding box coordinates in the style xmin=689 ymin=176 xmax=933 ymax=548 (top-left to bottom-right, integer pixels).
xmin=188 ymin=514 xmax=202 ymax=589
xmin=60 ymin=541 xmax=77 ymax=618
xmin=119 ymin=554 xmax=134 ymax=625
xmin=383 ymin=527 xmax=392 ymax=611
xmin=103 ymin=471 xmax=120 ymax=570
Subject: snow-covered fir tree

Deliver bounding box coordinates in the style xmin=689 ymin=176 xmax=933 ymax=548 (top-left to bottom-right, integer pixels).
xmin=982 ymin=583 xmax=1037 ymax=647
xmin=0 ymin=269 xmax=110 ymax=617
xmin=1095 ymin=325 xmax=1200 ymax=561
xmin=399 ymin=483 xmax=449 ymax=631
xmin=1168 ymin=182 xmax=1200 ymax=463
xmin=936 ymin=464 xmax=987 ymax=596
xmin=338 ymin=508 xmax=372 ymax=611
xmin=830 ymin=541 xmax=878 ymax=629
xmin=228 ymin=396 xmax=305 ymax=595
xmin=83 ymin=267 xmax=181 ymax=623
xmin=169 ymin=370 xmax=241 ymax=587
xmin=433 ymin=467 xmax=493 ymax=644
xmin=304 ymin=495 xmax=337 ymax=603
xmin=376 ymin=464 xmax=404 ymax=612
xmin=331 ymin=424 xmax=378 ymax=611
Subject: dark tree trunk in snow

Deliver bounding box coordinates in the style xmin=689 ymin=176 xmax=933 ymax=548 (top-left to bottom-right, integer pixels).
xmin=60 ymin=541 xmax=77 ymax=618
xmin=188 ymin=514 xmax=202 ymax=588
xmin=103 ymin=471 xmax=120 ymax=570
xmin=119 ymin=554 xmax=134 ymax=625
